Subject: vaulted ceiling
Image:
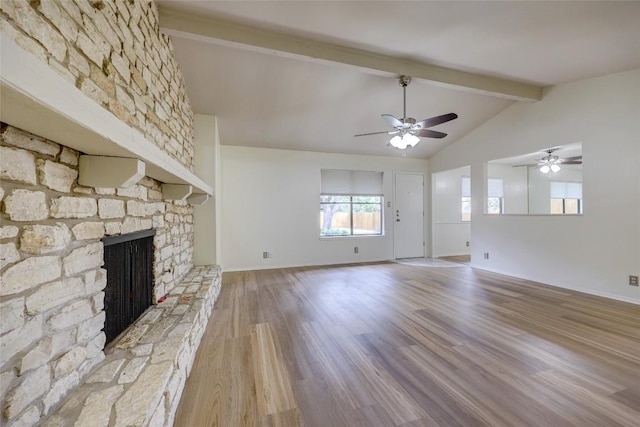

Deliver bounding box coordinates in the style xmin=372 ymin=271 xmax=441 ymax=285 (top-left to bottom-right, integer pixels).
xmin=158 ymin=1 xmax=640 ymax=159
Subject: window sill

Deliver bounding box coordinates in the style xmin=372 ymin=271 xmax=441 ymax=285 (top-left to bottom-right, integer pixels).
xmin=319 ymin=234 xmax=384 ymax=240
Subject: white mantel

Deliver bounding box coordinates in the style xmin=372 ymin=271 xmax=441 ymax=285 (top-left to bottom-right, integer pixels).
xmin=0 ymin=36 xmax=212 ymax=196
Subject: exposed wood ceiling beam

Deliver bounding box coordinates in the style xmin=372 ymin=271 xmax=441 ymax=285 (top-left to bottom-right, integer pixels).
xmin=159 ymin=6 xmax=542 ymax=102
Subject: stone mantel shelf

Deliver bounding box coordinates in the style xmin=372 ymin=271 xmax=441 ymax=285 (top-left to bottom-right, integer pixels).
xmin=0 ymin=36 xmax=213 ymax=196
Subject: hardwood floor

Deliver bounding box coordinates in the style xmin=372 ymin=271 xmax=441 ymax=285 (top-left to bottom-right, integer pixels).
xmin=439 ymin=255 xmax=471 ymax=265
xmin=174 ymin=262 xmax=640 ymax=426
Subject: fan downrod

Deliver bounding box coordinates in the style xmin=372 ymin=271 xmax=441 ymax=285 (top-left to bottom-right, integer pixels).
xmin=398 ymin=76 xmax=412 ymax=120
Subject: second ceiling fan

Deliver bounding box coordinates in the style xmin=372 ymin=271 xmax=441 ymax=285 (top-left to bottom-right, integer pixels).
xmin=514 ymin=148 xmax=583 ymax=174
xmin=354 ymin=76 xmax=458 ymax=149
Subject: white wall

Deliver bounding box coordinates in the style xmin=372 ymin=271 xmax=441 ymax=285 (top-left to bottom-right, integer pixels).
xmin=429 ymin=69 xmax=640 ymax=303
xmin=220 ymin=146 xmax=429 ymax=270
xmin=432 ymin=166 xmax=471 ymax=257
xmin=193 ymin=114 xmax=221 ymax=265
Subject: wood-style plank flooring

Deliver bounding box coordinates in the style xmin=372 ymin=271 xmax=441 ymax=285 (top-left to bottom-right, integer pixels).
xmin=174 ymin=262 xmax=640 ymax=426
xmin=439 ymin=255 xmax=471 ymax=265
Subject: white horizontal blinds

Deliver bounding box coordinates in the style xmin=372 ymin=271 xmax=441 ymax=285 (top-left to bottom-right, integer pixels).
xmin=550 ymin=181 xmax=582 ymax=199
xmin=461 ymin=176 xmax=471 ymax=197
xmin=487 ymin=178 xmax=504 ymax=198
xmin=321 ymin=169 xmax=383 ymax=195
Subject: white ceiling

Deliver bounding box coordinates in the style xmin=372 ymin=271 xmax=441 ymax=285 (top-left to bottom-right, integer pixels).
xmin=159 ymin=1 xmax=640 ymax=159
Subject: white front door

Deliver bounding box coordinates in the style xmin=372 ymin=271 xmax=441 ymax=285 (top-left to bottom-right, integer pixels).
xmin=394 ymin=172 xmax=425 ymax=259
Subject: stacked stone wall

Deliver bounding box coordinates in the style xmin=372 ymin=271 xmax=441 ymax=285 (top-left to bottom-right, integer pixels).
xmin=0 ymin=125 xmax=194 ymax=425
xmin=0 ymin=0 xmax=195 ymax=170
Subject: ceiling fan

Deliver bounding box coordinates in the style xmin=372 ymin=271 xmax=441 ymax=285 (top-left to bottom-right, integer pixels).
xmin=514 ymin=148 xmax=582 ymax=173
xmin=354 ymin=76 xmax=458 ymax=150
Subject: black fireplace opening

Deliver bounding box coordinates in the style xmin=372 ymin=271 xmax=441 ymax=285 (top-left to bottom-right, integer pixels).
xmin=102 ymin=229 xmax=155 ymax=344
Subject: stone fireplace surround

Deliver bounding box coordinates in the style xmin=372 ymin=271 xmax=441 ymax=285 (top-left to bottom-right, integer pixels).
xmin=1 ymin=1 xmax=219 ymax=423
xmin=0 ymin=125 xmax=218 ymax=425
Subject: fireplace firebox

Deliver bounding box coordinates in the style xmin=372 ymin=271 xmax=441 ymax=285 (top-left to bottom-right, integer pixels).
xmin=102 ymin=229 xmax=155 ymax=344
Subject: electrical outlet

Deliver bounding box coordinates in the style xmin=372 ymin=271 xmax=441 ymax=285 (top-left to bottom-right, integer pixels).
xmin=630 ymin=275 xmax=639 ymax=286
xmin=262 ymin=251 xmax=271 ymax=259
xmin=354 ymin=247 xmax=359 ymax=254
xmin=484 ymin=252 xmax=489 ymax=260
xmin=466 ymin=241 xmax=470 ymax=247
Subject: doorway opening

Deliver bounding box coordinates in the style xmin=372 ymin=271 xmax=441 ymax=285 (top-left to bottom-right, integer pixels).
xmin=431 ymin=166 xmax=471 ymax=259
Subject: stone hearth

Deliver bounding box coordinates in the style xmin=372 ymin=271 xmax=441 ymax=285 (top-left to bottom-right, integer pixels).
xmin=40 ymin=265 xmax=221 ymax=426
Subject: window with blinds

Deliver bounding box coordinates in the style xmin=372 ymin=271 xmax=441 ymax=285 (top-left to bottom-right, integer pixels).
xmin=320 ymin=169 xmax=384 ymax=237
xmin=550 ymin=181 xmax=583 ymax=214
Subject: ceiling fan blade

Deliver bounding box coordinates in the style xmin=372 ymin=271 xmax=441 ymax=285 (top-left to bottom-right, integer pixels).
xmin=561 ymin=160 xmax=582 ymax=165
xmin=512 ymin=163 xmax=536 ymax=168
xmin=354 ymin=130 xmax=398 ymax=137
xmin=415 ymin=113 xmax=458 ymax=129
xmin=381 ymin=114 xmax=403 ymax=128
xmin=561 ymin=156 xmax=582 ymax=161
xmin=416 ymin=129 xmax=447 ymax=138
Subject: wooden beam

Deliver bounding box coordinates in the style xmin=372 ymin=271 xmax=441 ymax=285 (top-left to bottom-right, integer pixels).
xmin=162 ymin=184 xmax=193 ymax=200
xmin=78 ymin=156 xmax=145 ymax=188
xmin=158 ymin=7 xmax=542 ymax=102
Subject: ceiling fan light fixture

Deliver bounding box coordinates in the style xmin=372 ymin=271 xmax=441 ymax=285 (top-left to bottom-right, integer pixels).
xmin=550 ymin=164 xmax=561 ymax=173
xmin=354 ymin=76 xmax=458 ymax=151
xmin=406 ymin=134 xmax=420 ymax=147
xmin=390 ymin=135 xmax=408 ymax=149
xmin=389 ymin=133 xmax=420 ymax=149
xmin=539 ymin=165 xmax=551 ymax=174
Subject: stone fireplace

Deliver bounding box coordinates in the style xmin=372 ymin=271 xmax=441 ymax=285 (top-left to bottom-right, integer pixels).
xmin=1 ymin=1 xmax=218 ymax=424
xmin=0 ymin=125 xmax=216 ymax=425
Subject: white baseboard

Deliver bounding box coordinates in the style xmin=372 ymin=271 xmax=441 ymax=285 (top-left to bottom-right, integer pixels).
xmin=470 ymin=264 xmax=640 ymax=305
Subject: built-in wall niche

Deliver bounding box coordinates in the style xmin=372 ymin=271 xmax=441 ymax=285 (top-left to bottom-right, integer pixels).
xmin=486 ymin=142 xmax=582 ymax=215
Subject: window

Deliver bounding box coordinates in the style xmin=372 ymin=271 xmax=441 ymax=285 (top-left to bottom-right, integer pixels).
xmin=320 ymin=170 xmax=383 ymax=237
xmin=550 ymin=181 xmax=583 ymax=214
xmin=320 ymin=195 xmax=383 ymax=236
xmin=487 ymin=197 xmax=504 ymax=214
xmin=487 ymin=178 xmax=504 ymax=214
xmin=461 ymin=176 xmax=471 ymax=221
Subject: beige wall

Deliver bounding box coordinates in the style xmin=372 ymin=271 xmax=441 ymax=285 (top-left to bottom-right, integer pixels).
xmin=220 ymin=145 xmax=429 ymax=271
